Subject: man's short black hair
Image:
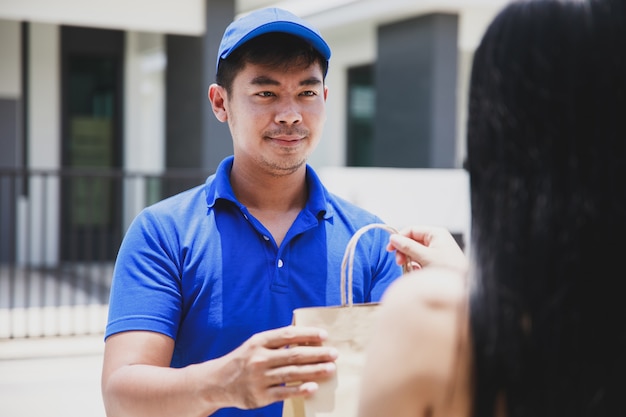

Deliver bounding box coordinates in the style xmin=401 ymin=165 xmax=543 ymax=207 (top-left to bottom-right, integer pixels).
xmin=216 ymin=32 xmax=328 ymax=94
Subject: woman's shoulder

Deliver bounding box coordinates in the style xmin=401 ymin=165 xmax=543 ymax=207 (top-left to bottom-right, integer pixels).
xmin=363 ymin=267 xmax=472 ymax=417
xmin=381 ymin=266 xmax=467 ymax=312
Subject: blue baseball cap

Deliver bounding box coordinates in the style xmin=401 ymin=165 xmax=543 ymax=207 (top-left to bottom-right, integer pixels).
xmin=216 ymin=7 xmax=331 ymax=72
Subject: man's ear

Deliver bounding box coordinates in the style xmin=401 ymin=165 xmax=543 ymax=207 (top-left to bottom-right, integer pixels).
xmin=208 ymin=84 xmax=228 ymax=122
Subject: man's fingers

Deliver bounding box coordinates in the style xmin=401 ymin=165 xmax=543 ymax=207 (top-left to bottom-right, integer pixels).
xmin=267 ymin=381 xmax=320 ymax=402
xmin=266 ymin=344 xmax=338 ymax=368
xmin=265 ymin=361 xmax=336 ymax=387
xmin=259 ymin=326 xmax=328 ymax=349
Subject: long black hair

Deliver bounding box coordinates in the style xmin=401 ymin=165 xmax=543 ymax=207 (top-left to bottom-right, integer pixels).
xmin=467 ymin=0 xmax=626 ymax=415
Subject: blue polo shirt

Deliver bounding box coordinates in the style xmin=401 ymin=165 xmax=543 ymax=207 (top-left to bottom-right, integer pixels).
xmin=105 ymin=155 xmax=402 ymax=417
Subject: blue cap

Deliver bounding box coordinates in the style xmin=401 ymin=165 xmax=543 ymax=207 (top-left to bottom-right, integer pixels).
xmin=217 ymin=7 xmax=331 ymax=72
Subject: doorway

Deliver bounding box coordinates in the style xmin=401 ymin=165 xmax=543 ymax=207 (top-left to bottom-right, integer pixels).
xmin=60 ymin=26 xmax=124 ymax=261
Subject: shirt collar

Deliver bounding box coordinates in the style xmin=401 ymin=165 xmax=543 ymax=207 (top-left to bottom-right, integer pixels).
xmin=205 ymin=155 xmax=333 ymax=220
xmin=205 ymin=156 xmax=239 ymax=208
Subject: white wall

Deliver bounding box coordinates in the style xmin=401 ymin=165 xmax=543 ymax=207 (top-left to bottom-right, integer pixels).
xmin=123 ymin=31 xmax=166 ymax=229
xmin=0 ymin=19 xmax=20 ymax=98
xmin=455 ymin=7 xmax=502 ymax=165
xmin=310 ymin=21 xmax=376 ymax=169
xmin=21 ymin=23 xmax=60 ymax=265
xmin=124 ymin=31 xmax=166 ymax=174
xmin=318 ymin=166 xmax=471 ymax=244
xmin=0 ymin=0 xmax=205 ymax=35
xmin=28 ymin=23 xmax=59 ymax=170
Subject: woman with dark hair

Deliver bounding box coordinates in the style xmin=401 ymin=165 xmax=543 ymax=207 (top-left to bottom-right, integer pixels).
xmin=358 ymin=0 xmax=626 ymax=416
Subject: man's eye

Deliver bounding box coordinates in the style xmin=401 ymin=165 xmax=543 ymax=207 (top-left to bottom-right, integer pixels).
xmin=301 ymin=90 xmax=317 ymax=96
xmin=258 ymin=91 xmax=275 ymax=97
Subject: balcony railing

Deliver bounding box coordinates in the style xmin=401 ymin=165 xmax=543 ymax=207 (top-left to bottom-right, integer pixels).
xmin=0 ymin=167 xmax=209 ymax=339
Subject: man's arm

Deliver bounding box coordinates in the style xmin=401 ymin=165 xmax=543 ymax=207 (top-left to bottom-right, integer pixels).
xmin=102 ymin=326 xmax=338 ymax=417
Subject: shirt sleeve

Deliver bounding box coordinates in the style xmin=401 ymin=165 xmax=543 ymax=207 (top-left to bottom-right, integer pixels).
xmin=367 ymin=225 xmax=404 ymax=303
xmin=104 ymin=208 xmax=183 ymax=340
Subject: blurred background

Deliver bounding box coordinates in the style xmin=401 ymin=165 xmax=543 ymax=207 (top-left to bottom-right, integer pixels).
xmin=0 ymin=0 xmax=506 ymax=415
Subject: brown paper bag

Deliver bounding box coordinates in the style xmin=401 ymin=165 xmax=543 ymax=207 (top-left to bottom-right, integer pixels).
xmin=282 ymin=223 xmax=410 ymax=417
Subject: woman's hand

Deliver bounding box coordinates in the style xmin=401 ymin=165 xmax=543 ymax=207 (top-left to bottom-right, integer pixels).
xmin=387 ymin=225 xmax=468 ymax=274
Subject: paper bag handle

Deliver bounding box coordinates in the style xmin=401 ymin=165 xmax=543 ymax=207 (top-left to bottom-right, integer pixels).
xmin=340 ymin=223 xmax=412 ymax=307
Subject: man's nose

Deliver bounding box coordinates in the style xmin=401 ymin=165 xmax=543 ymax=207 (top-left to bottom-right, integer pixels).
xmin=275 ymin=99 xmax=302 ymax=125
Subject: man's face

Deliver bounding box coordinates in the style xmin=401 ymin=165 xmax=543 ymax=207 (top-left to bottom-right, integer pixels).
xmin=218 ymin=61 xmax=328 ymax=177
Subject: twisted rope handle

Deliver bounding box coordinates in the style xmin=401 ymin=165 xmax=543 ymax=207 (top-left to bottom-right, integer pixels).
xmin=340 ymin=223 xmax=413 ymax=307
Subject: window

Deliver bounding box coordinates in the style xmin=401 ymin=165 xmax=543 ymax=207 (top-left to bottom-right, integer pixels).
xmin=346 ymin=64 xmax=375 ymax=166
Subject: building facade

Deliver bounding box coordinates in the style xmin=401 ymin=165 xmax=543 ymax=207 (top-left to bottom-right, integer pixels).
xmin=0 ymin=0 xmax=504 ymax=337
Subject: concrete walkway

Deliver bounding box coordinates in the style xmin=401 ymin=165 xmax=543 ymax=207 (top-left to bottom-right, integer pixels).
xmin=0 ymin=335 xmax=106 ymax=417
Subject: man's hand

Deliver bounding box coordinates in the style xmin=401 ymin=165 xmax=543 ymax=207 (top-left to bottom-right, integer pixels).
xmin=212 ymin=325 xmax=338 ymax=410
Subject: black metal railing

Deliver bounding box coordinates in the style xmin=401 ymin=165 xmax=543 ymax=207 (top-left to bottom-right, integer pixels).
xmin=0 ymin=167 xmax=209 ymax=339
